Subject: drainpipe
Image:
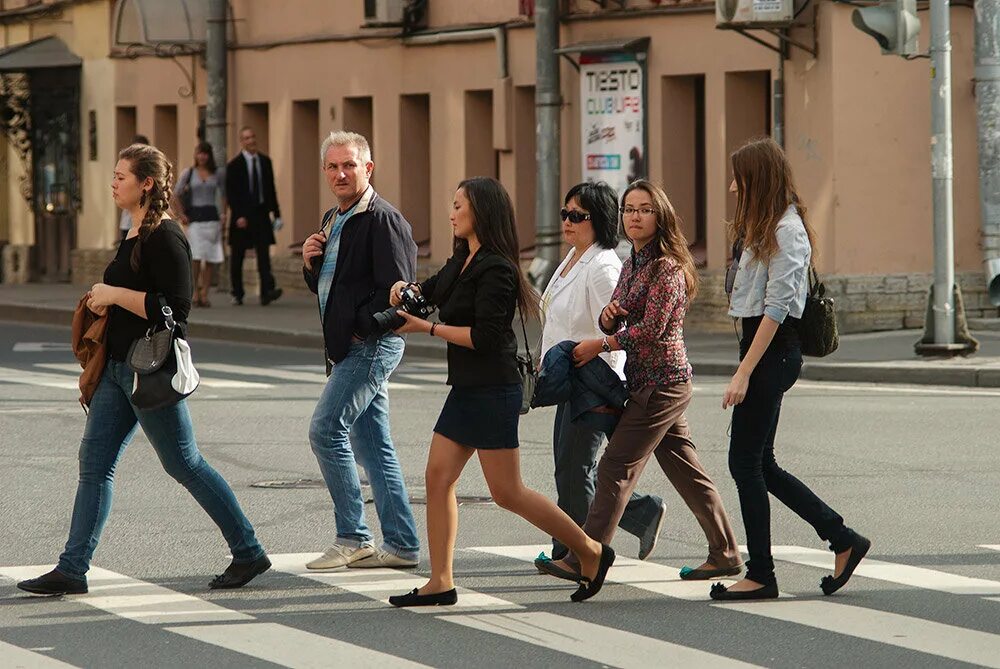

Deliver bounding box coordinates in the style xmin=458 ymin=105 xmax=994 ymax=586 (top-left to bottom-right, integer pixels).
xmin=975 ymin=0 xmax=1000 ymax=306
xmin=531 ymin=0 xmax=562 ymax=293
xmin=402 ymin=26 xmax=508 ymax=78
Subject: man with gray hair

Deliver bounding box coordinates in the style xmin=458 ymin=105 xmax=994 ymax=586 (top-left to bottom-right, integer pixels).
xmin=301 ymin=131 xmax=420 ymax=569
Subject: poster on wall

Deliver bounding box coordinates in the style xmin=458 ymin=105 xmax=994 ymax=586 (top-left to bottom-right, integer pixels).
xmin=579 ymin=52 xmax=646 ymax=195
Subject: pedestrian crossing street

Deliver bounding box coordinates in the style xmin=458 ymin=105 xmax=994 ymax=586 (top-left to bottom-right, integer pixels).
xmin=0 ymin=361 xmax=449 ymax=394
xmin=2 ymin=544 xmax=999 ymax=668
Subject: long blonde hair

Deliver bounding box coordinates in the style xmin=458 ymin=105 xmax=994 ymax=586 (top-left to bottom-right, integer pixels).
xmin=621 ymin=179 xmax=698 ymax=302
xmin=730 ymin=137 xmax=815 ymax=264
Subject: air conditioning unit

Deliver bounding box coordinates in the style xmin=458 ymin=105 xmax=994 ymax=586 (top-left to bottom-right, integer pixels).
xmin=716 ymin=0 xmax=794 ymax=27
xmin=364 ymin=0 xmax=406 ymax=26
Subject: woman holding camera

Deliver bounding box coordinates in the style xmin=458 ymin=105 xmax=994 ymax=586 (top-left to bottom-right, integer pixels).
xmin=711 ymin=137 xmax=869 ymax=601
xmin=537 ymin=181 xmax=666 ymax=563
xmin=539 ymin=180 xmax=741 ymax=585
xmin=388 ymin=177 xmax=615 ymax=607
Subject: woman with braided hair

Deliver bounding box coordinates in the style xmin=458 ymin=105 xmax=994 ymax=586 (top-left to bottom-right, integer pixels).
xmin=16 ymin=144 xmax=270 ymax=596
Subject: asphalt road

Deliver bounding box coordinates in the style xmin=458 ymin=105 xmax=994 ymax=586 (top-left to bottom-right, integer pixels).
xmin=1 ymin=321 xmax=998 ymax=669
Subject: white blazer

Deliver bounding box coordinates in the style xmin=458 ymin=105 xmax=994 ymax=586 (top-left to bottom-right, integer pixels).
xmin=539 ymin=244 xmax=626 ymax=379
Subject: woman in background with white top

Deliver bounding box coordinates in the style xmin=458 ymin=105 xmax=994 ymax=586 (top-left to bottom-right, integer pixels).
xmin=537 ymin=181 xmax=667 ymax=563
xmin=173 ymin=141 xmax=226 ymax=307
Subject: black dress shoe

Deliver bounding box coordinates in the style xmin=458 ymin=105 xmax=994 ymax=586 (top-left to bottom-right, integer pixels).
xmin=388 ymin=587 xmax=458 ymax=608
xmin=260 ymin=288 xmax=283 ymax=306
xmin=209 ymin=555 xmax=271 ymax=589
xmin=231 ymin=296 xmax=244 ymax=306
xmin=571 ymin=544 xmax=616 ymax=602
xmin=821 ymin=534 xmax=871 ymax=596
xmin=709 ymin=581 xmax=779 ymax=601
xmin=17 ymin=569 xmax=87 ymax=595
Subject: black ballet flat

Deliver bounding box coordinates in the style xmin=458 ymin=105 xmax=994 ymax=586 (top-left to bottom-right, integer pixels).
xmin=208 ymin=555 xmax=271 ymax=589
xmin=570 ymin=544 xmax=616 ymax=603
xmin=821 ymin=534 xmax=871 ymax=596
xmin=534 ymin=553 xmax=584 ymax=583
xmin=679 ymin=564 xmax=743 ymax=581
xmin=388 ymin=587 xmax=458 ymax=608
xmin=709 ymin=581 xmax=779 ymax=601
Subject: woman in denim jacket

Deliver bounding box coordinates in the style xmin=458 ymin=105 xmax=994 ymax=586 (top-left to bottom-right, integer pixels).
xmin=711 ymin=137 xmax=870 ymax=601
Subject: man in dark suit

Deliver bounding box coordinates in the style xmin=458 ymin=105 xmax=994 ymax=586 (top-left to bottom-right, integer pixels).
xmin=225 ymin=126 xmax=283 ymax=305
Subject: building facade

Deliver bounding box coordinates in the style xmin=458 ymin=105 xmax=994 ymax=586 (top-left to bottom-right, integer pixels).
xmin=1 ymin=0 xmax=996 ymax=331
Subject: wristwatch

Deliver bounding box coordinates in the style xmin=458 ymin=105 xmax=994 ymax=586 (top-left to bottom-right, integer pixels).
xmin=601 ymin=336 xmax=612 ymax=353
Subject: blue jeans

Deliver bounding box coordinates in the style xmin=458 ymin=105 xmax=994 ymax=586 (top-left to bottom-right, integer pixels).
xmin=309 ymin=335 xmax=419 ymax=560
xmin=58 ymin=360 xmax=265 ymax=579
xmin=550 ymin=401 xmax=664 ymax=558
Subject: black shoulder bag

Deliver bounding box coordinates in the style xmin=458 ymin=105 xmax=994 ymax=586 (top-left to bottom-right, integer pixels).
xmin=797 ymin=266 xmax=839 ymax=358
xmin=516 ymin=306 xmax=537 ymax=415
xmin=127 ymin=297 xmax=200 ymax=410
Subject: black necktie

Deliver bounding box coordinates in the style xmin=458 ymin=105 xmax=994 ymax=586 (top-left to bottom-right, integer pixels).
xmin=249 ymin=156 xmax=262 ymax=204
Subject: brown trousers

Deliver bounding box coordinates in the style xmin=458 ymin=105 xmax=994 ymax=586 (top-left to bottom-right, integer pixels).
xmin=573 ymin=380 xmax=741 ymax=568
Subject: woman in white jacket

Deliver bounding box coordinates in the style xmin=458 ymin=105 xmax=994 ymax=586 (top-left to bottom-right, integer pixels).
xmin=537 ymin=182 xmax=666 ymax=563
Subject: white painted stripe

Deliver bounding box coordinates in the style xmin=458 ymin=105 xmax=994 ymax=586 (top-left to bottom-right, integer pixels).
xmin=167 ymin=622 xmax=430 ymax=668
xmin=979 ymin=545 xmax=1000 ymax=552
xmin=33 ymin=363 xmax=272 ymax=390
xmin=268 ymin=553 xmax=519 ymax=612
xmin=718 ymin=600 xmax=1000 ymax=668
xmin=13 ymin=342 xmax=73 ymax=352
xmin=470 ymin=544 xmax=742 ymax=601
xmin=0 ymin=640 xmax=79 ymax=668
xmin=771 ymin=545 xmax=1000 ymax=595
xmin=692 ymin=378 xmax=1000 ymax=398
xmin=395 ymin=373 xmax=448 ymax=383
xmin=445 ymin=612 xmax=760 ymax=669
xmin=0 ymin=367 xmax=77 ymax=390
xmin=196 ymin=362 xmax=421 ymax=390
xmin=0 ymin=565 xmax=250 ymax=625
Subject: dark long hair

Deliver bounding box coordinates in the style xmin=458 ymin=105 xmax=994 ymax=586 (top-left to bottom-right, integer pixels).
xmin=564 ymin=181 xmax=619 ymax=250
xmin=194 ymin=141 xmax=217 ymax=173
xmin=119 ymin=143 xmax=173 ymax=272
xmin=454 ymin=177 xmax=539 ymax=320
xmin=730 ymin=137 xmax=816 ymax=264
xmin=621 ymin=179 xmax=698 ymax=302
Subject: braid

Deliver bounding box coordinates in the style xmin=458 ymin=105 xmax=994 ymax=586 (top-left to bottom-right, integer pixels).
xmin=123 ymin=144 xmax=174 ymax=272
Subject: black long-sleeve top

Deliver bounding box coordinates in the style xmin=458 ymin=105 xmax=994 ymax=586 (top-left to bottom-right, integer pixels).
xmin=104 ymin=220 xmax=193 ymax=361
xmin=421 ymin=248 xmax=520 ymax=387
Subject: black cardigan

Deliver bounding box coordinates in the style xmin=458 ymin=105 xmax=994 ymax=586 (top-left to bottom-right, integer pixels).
xmin=104 ymin=220 xmax=193 ymax=361
xmin=421 ymin=248 xmax=521 ymax=387
xmin=303 ymin=192 xmax=417 ymax=364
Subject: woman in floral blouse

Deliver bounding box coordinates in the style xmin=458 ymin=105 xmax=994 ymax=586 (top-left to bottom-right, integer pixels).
xmin=539 ymin=180 xmax=742 ymax=583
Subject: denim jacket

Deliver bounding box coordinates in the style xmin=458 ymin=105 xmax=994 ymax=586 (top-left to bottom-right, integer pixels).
xmin=728 ymin=206 xmax=811 ymax=324
xmin=531 ymin=340 xmax=629 ymax=436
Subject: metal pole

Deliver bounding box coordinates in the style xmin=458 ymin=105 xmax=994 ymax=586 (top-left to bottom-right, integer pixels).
xmin=975 ymin=0 xmax=1000 ymax=305
xmin=205 ymin=0 xmax=228 ymax=170
xmin=930 ymin=0 xmax=956 ymax=344
xmin=531 ymin=0 xmax=562 ymax=292
xmin=773 ymin=32 xmax=786 ymax=149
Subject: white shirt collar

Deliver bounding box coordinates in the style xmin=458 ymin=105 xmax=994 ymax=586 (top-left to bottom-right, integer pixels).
xmin=242 ymin=150 xmax=257 ymax=164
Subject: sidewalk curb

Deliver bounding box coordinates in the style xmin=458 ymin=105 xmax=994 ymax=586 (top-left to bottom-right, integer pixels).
xmin=4 ymin=304 xmax=999 ymax=387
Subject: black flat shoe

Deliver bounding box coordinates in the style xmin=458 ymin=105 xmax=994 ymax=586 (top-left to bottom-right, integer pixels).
xmin=709 ymin=581 xmax=779 ymax=601
xmin=571 ymin=544 xmax=616 ymax=603
xmin=260 ymin=288 xmax=283 ymax=306
xmin=679 ymin=564 xmax=743 ymax=581
xmin=209 ymin=555 xmax=271 ymax=589
xmin=821 ymin=534 xmax=871 ymax=596
xmin=17 ymin=569 xmax=87 ymax=596
xmin=388 ymin=587 xmax=458 ymax=608
xmin=534 ymin=553 xmax=583 ymax=583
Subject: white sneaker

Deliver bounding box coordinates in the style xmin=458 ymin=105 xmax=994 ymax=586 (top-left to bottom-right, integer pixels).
xmin=306 ymin=544 xmax=375 ymax=570
xmin=347 ymin=548 xmax=419 ymax=569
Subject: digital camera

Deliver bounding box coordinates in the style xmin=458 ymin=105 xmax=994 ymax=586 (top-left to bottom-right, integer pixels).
xmin=372 ymin=283 xmax=435 ymax=335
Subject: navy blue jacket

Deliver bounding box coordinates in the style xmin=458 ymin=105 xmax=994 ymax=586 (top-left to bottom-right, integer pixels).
xmin=531 ymin=340 xmax=629 ymax=435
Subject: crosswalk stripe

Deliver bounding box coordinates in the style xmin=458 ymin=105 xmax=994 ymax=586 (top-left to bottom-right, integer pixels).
xmin=0 ymin=640 xmax=79 ymax=668
xmin=770 ymin=545 xmax=1000 ymax=595
xmin=2 ymin=564 xmax=430 ymax=667
xmin=268 ymin=553 xmax=519 ymax=611
xmin=0 ymin=367 xmax=77 ymax=390
xmin=196 ymin=362 xmax=421 ymax=390
xmin=33 ymin=363 xmax=272 ymax=389
xmin=444 ymin=611 xmax=760 ymax=668
xmin=469 ymin=544 xmax=743 ymax=601
xmin=719 ymin=600 xmax=1000 ymax=668
xmin=166 ymin=622 xmax=430 ymax=668
xmin=980 ymin=545 xmax=1000 ymax=552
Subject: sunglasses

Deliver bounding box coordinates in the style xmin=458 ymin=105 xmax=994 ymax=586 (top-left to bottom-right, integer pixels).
xmin=560 ymin=208 xmax=592 ymax=224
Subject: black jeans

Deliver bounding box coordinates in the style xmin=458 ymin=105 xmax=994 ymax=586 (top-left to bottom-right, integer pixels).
xmin=550 ymin=401 xmax=663 ymax=558
xmin=728 ymin=335 xmax=856 ymax=586
xmin=230 ymin=241 xmax=275 ymax=300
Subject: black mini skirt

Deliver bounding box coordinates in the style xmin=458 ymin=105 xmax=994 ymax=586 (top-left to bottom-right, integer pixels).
xmin=433 ymin=383 xmax=522 ymax=449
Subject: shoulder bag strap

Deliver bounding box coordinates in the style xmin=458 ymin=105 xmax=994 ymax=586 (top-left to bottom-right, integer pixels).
xmin=516 ymin=305 xmax=536 ymax=375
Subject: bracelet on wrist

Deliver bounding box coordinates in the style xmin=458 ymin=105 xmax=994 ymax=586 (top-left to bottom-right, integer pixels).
xmin=430 ymin=323 xmax=438 ymax=337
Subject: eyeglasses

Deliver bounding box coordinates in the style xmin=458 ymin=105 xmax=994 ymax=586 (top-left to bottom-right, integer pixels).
xmin=559 ymin=208 xmax=592 ymax=224
xmin=620 ymin=206 xmax=656 ymax=217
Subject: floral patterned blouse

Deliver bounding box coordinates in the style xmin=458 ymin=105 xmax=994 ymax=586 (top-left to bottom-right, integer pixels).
xmin=602 ymin=242 xmax=692 ymax=389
